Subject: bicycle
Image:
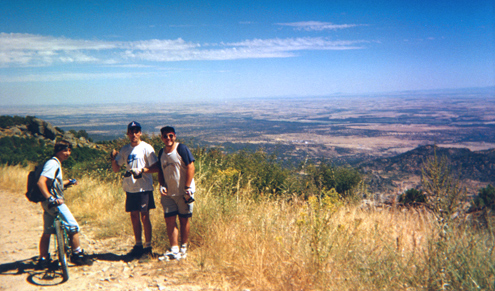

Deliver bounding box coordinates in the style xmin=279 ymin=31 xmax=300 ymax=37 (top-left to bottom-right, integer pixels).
xmin=52 ymin=209 xmax=71 ymax=282
xmin=49 ymin=178 xmax=77 ymax=282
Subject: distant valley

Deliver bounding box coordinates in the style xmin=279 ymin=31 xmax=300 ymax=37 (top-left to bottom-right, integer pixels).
xmin=1 ymin=89 xmax=494 ymax=195
xmin=2 ymin=89 xmax=493 ymax=162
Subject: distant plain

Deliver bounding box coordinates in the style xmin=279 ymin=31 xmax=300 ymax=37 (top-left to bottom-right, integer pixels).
xmin=2 ymin=88 xmax=494 ymax=164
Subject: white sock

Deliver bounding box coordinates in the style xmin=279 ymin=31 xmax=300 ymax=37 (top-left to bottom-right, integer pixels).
xmin=171 ymin=245 xmax=179 ymax=253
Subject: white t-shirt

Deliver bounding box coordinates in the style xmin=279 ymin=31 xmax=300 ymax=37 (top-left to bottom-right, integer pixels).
xmin=40 ymin=157 xmax=64 ymax=198
xmin=160 ymin=143 xmax=195 ymax=197
xmin=116 ymin=141 xmax=157 ymax=193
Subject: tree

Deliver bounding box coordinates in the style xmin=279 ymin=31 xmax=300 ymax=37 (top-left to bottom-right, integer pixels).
xmin=421 ymin=148 xmax=466 ymax=226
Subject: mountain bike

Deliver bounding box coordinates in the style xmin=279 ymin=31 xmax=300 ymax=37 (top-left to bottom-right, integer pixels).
xmin=52 ymin=210 xmax=71 ymax=282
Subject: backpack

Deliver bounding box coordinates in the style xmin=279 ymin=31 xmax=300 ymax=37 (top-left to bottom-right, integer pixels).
xmin=26 ymin=160 xmax=60 ymax=203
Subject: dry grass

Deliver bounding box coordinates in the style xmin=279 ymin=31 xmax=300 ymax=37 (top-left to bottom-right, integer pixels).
xmin=1 ymin=165 xmax=493 ymax=290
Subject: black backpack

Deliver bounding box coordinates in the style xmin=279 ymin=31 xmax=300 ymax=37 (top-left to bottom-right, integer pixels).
xmin=26 ymin=160 xmax=59 ymax=203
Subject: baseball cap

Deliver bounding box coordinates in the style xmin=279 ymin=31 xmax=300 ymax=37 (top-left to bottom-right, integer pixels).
xmin=128 ymin=121 xmax=141 ymax=130
xmin=160 ymin=126 xmax=175 ymax=135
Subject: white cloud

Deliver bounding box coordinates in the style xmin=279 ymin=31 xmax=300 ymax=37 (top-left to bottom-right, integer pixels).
xmin=0 ymin=32 xmax=117 ymax=67
xmin=0 ymin=32 xmax=368 ymax=67
xmin=276 ymin=21 xmax=362 ymax=31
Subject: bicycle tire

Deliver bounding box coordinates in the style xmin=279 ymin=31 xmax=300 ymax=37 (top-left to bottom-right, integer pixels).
xmin=54 ymin=219 xmax=69 ymax=282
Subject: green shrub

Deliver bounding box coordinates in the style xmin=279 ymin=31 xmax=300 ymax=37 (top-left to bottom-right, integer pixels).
xmin=472 ymin=184 xmax=495 ymax=211
xmin=398 ymin=188 xmax=426 ymax=205
xmin=304 ymin=161 xmax=362 ymax=201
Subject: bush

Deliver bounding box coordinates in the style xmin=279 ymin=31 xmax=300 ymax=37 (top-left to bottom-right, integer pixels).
xmin=0 ymin=115 xmax=35 ymax=129
xmin=304 ymin=161 xmax=362 ymax=201
xmin=421 ymin=150 xmax=466 ymax=223
xmin=398 ymin=188 xmax=426 ymax=205
xmin=471 ymin=184 xmax=495 ymax=211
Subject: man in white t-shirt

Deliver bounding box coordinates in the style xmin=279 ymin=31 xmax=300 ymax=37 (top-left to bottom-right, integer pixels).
xmin=37 ymin=140 xmax=92 ymax=269
xmin=111 ymin=121 xmax=158 ymax=258
xmin=152 ymin=126 xmax=196 ymax=261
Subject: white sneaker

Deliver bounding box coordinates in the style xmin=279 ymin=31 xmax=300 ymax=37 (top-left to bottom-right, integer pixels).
xmin=180 ymin=246 xmax=187 ymax=259
xmin=161 ymin=249 xmax=181 ymax=261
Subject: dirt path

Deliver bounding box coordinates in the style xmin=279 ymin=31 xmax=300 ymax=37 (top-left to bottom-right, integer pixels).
xmin=0 ymin=189 xmax=210 ymax=291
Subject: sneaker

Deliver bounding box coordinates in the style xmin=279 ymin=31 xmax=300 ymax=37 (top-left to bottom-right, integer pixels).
xmin=35 ymin=257 xmax=51 ymax=270
xmin=127 ymin=245 xmax=143 ymax=258
xmin=160 ymin=249 xmax=181 ymax=261
xmin=70 ymin=250 xmax=93 ymax=266
xmin=180 ymin=245 xmax=187 ymax=259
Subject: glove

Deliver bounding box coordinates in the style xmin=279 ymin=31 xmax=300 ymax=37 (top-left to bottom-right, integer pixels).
xmin=160 ymin=186 xmax=168 ymax=196
xmin=68 ymin=179 xmax=77 ymax=186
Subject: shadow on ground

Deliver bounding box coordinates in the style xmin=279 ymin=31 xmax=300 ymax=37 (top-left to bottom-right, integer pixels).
xmin=0 ymin=252 xmax=135 ymax=286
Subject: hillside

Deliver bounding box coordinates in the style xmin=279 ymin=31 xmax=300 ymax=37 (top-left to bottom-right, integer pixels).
xmin=0 ymin=116 xmax=95 ymax=149
xmin=1 ymin=115 xmax=493 ymax=197
xmin=356 ymin=145 xmax=495 ymax=195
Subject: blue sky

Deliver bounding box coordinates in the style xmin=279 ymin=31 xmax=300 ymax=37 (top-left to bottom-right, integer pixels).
xmin=0 ymin=0 xmax=494 ymax=105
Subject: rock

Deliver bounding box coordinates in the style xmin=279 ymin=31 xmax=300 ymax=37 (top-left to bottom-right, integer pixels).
xmin=11 ymin=127 xmax=22 ymax=136
xmin=28 ymin=118 xmax=61 ymax=140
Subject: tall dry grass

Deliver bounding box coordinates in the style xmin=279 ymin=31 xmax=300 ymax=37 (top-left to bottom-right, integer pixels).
xmin=1 ymin=165 xmax=493 ymax=290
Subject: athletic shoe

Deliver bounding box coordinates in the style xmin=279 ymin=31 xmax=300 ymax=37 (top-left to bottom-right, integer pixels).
xmin=35 ymin=257 xmax=51 ymax=270
xmin=127 ymin=245 xmax=143 ymax=258
xmin=71 ymin=250 xmax=93 ymax=266
xmin=160 ymin=249 xmax=181 ymax=261
xmin=180 ymin=245 xmax=187 ymax=259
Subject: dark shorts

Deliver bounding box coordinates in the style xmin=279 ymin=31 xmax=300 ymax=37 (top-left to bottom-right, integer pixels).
xmin=125 ymin=191 xmax=155 ymax=212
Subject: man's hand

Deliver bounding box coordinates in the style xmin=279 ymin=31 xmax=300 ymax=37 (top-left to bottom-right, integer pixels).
xmin=48 ymin=196 xmax=64 ymax=208
xmin=110 ymin=149 xmax=118 ymax=160
xmin=184 ymin=188 xmax=195 ymax=203
xmin=160 ymin=186 xmax=168 ymax=196
xmin=130 ymin=168 xmax=143 ymax=178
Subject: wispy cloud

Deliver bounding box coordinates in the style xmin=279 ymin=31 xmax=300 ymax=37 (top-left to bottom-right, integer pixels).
xmin=276 ymin=21 xmax=363 ymax=31
xmin=0 ymin=32 xmax=368 ymax=68
xmin=0 ymin=32 xmax=118 ymax=67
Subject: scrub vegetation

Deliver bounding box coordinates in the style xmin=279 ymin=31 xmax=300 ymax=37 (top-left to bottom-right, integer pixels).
xmin=0 ymin=132 xmax=494 ymax=290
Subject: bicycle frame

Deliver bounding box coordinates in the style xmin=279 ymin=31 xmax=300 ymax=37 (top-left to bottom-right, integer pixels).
xmin=52 ymin=213 xmax=71 ymax=282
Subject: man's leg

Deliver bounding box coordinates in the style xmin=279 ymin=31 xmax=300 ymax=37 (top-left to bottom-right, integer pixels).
xmin=130 ymin=211 xmax=142 ymax=244
xmin=141 ymin=211 xmax=152 ymax=253
xmin=39 ymin=233 xmax=51 ymax=258
xmin=165 ymin=215 xmax=179 ymax=247
xmin=69 ymin=232 xmax=81 ymax=250
xmin=179 ymin=216 xmax=190 ymax=246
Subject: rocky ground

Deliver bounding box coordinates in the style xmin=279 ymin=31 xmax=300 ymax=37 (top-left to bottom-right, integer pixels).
xmin=0 ymin=189 xmax=215 ymax=291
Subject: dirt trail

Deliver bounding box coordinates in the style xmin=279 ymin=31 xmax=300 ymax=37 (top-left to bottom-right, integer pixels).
xmin=0 ymin=189 xmax=209 ymax=291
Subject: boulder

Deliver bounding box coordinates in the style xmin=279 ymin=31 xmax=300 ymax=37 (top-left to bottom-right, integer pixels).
xmin=28 ymin=118 xmax=60 ymax=140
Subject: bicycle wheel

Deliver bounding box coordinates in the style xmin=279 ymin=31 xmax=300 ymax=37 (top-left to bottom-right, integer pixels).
xmin=54 ymin=219 xmax=69 ymax=281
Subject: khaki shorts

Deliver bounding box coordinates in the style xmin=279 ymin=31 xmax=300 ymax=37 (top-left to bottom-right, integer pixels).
xmin=161 ymin=194 xmax=193 ymax=218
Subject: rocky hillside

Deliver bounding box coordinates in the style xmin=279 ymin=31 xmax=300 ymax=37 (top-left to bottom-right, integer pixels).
xmin=357 ymin=145 xmax=495 ymax=195
xmin=0 ymin=116 xmax=96 ymax=148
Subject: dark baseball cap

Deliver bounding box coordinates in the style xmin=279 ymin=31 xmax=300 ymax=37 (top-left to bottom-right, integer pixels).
xmin=160 ymin=126 xmax=175 ymax=134
xmin=128 ymin=121 xmax=141 ymax=130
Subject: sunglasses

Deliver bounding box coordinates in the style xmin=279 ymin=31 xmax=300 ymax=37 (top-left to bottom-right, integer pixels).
xmin=163 ymin=134 xmax=175 ymax=139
